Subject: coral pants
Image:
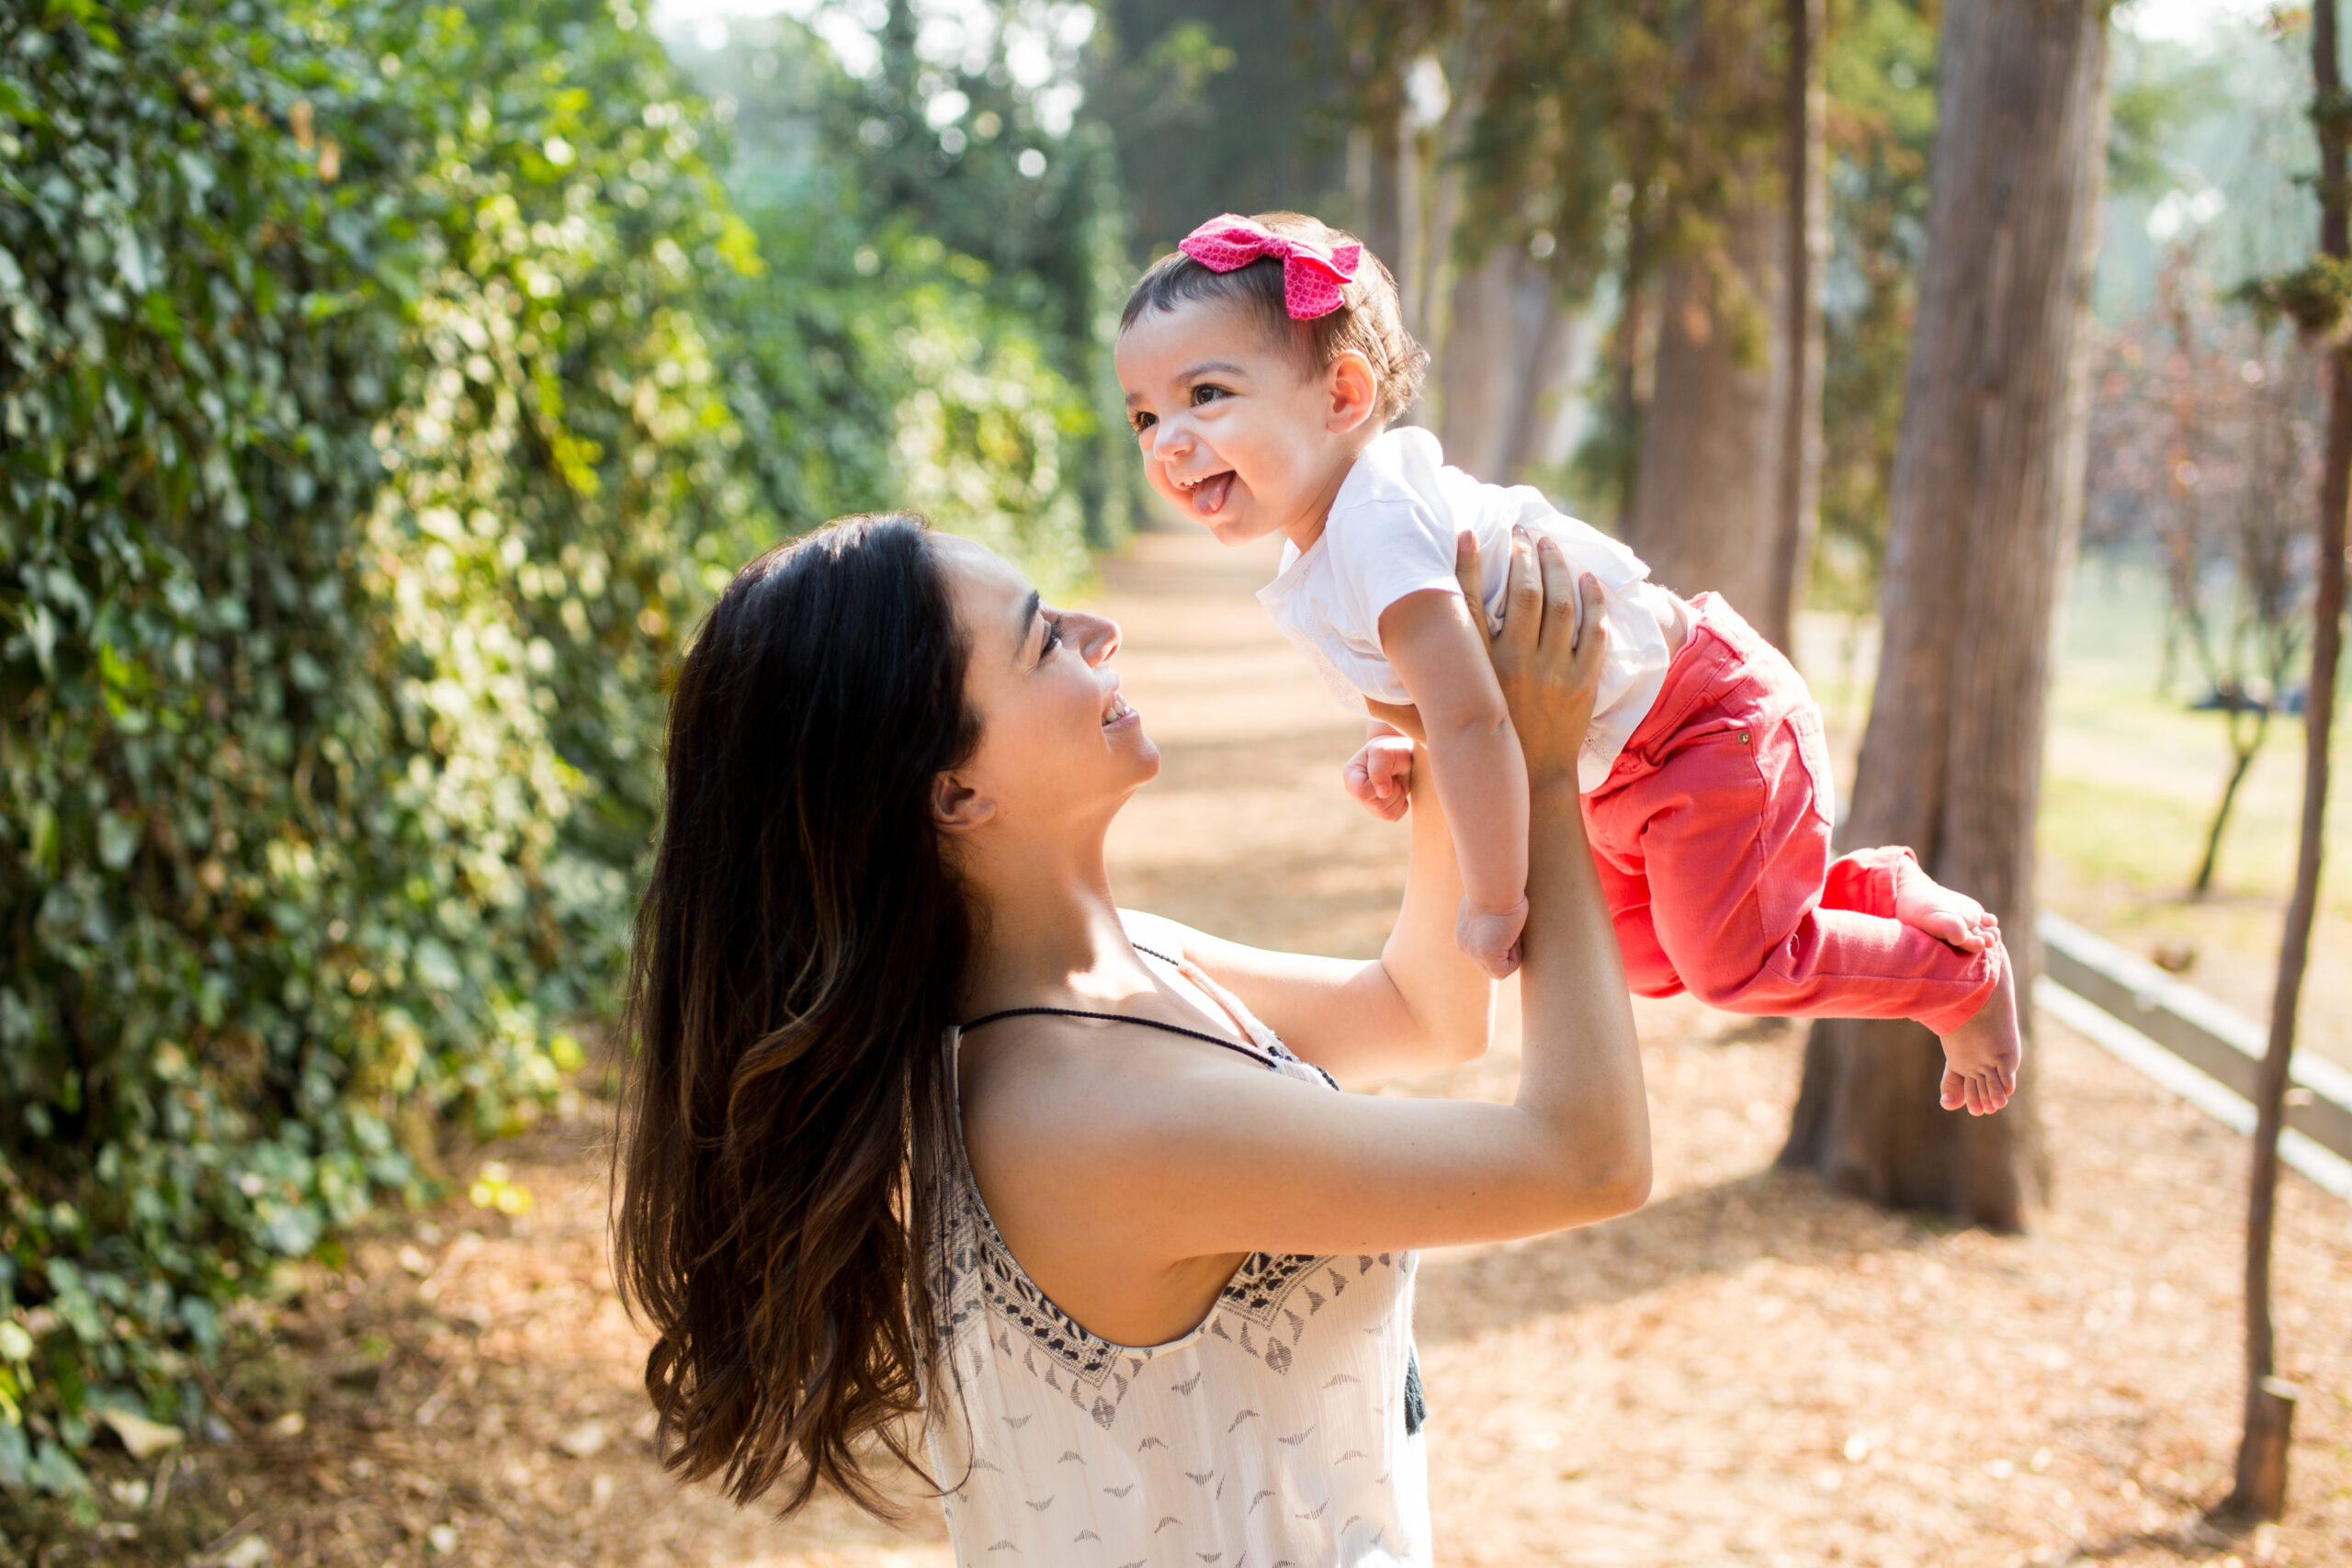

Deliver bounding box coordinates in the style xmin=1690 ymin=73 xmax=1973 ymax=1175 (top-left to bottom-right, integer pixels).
xmin=1581 ymin=594 xmax=2001 ymax=1036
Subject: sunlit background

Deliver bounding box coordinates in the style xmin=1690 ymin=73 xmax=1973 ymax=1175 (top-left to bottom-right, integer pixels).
xmin=2 ymin=0 xmax=2346 ymax=1562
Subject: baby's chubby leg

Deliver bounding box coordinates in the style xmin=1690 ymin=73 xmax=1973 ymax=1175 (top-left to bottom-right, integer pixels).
xmin=1818 ymin=847 xmax=2018 ymax=1112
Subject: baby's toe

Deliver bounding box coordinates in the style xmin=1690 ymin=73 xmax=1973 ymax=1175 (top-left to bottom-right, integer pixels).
xmin=1930 ymin=913 xmax=1985 ymax=952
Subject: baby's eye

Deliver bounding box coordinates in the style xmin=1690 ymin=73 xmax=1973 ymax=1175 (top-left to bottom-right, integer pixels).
xmin=1130 ymin=411 xmax=1158 ymax=435
xmin=1190 ymin=384 xmax=1228 ymax=407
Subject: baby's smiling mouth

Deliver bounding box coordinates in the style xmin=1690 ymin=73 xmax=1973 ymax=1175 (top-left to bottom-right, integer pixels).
xmin=1174 ymin=468 xmax=1234 ymax=518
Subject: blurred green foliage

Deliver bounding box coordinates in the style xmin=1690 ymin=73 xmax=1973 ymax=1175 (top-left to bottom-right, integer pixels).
xmin=682 ymin=4 xmax=1124 ymax=570
xmin=1089 ymin=4 xmax=1344 ymax=255
xmin=1813 ymin=0 xmax=1938 ymax=614
xmin=0 ymin=0 xmax=1103 ymax=1492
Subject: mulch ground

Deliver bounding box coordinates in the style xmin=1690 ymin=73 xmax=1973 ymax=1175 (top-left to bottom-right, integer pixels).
xmin=10 ymin=528 xmax=2346 ymax=1568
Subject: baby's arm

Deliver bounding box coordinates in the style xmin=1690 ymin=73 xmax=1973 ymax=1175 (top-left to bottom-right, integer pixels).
xmin=1379 ymin=588 xmax=1530 ymax=978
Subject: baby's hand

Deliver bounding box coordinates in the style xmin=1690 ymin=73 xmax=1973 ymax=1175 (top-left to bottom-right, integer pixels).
xmin=1938 ymin=937 xmax=2022 ymax=1116
xmin=1343 ymin=734 xmax=1418 ymax=822
xmin=1455 ymin=896 xmax=1529 ymax=980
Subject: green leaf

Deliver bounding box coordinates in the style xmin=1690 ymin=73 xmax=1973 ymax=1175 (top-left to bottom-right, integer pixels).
xmin=0 ymin=1421 xmax=28 ymax=1491
xmin=0 ymin=77 xmax=38 ymax=128
xmin=27 ymin=1438 xmax=91 ymax=1498
xmin=96 ymin=813 xmax=140 ymax=871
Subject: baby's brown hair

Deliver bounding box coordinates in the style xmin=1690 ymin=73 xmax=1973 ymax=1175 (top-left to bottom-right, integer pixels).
xmin=1119 ymin=211 xmax=1429 ymax=426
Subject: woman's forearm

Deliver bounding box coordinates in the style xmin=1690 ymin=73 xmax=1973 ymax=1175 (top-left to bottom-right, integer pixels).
xmin=1170 ymin=743 xmax=1492 ymax=1085
xmin=1374 ymin=744 xmax=1496 ymax=1061
xmin=1422 ymin=715 xmax=1531 ymax=915
xmin=1510 ymin=774 xmax=1651 ymax=1212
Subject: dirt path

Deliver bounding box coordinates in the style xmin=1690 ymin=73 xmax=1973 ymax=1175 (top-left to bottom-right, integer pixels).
xmin=33 ymin=527 xmax=2349 ymax=1568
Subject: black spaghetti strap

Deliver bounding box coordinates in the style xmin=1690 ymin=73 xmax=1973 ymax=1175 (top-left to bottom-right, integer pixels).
xmin=957 ymin=1005 xmax=1283 ymax=1073
xmin=957 ymin=938 xmax=1341 ymax=1090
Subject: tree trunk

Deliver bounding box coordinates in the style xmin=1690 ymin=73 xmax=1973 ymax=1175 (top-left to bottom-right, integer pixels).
xmin=1605 ymin=209 xmax=1657 ymax=533
xmin=1766 ymin=0 xmax=1826 ymax=653
xmin=1439 ymin=243 xmax=1579 ymax=485
xmin=1780 ymin=0 xmax=2111 ymax=1230
xmin=1626 ymin=0 xmax=1793 ymax=639
xmin=2230 ymin=0 xmax=2350 ymax=1517
xmin=1629 ymin=191 xmax=1791 ymax=628
xmin=1497 ymin=256 xmax=1577 ymax=482
xmin=2191 ymin=706 xmax=2268 ymax=897
xmin=1408 ymin=118 xmax=1455 ymax=346
xmin=1439 ymin=245 xmax=1519 ymax=480
xmin=1366 ymin=97 xmax=1408 ymax=315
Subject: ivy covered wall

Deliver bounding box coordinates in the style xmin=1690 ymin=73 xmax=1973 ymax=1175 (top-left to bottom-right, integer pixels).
xmin=0 ymin=0 xmax=1107 ymax=1495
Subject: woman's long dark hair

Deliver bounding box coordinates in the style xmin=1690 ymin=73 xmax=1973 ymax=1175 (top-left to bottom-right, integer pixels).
xmin=613 ymin=513 xmax=979 ymax=1518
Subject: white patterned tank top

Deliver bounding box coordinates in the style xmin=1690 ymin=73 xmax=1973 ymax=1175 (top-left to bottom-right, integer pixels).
xmin=923 ymin=919 xmax=1431 ymax=1566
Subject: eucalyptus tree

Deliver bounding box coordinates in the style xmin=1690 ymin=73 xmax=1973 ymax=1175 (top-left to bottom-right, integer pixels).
xmin=1781 ymin=0 xmax=2114 ymax=1228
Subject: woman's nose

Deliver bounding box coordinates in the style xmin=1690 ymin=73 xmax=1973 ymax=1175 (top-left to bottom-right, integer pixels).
xmin=1071 ymin=611 xmax=1121 ymax=664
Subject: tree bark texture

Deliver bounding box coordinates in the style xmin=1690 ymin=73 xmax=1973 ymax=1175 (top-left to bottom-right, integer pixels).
xmin=1781 ymin=0 xmax=2111 ymax=1229
xmin=2231 ymin=0 xmax=2349 ymax=1517
xmin=1629 ymin=193 xmax=1792 ymax=632
xmin=1627 ymin=0 xmax=1801 ymax=643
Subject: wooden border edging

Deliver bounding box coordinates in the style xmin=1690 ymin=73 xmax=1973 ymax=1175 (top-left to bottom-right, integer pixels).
xmin=2037 ymin=911 xmax=2352 ymax=1201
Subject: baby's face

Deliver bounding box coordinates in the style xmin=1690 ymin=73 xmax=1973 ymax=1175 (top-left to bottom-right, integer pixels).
xmin=1114 ymin=297 xmax=1373 ymax=552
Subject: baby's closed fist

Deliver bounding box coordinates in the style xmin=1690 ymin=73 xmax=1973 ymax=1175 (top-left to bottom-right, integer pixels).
xmin=1343 ymin=735 xmax=1418 ymax=822
xmin=1456 ymin=897 xmax=1529 ymax=980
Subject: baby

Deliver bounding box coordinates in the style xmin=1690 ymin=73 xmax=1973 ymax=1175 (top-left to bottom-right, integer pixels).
xmin=1114 ymin=211 xmax=2022 ymax=1115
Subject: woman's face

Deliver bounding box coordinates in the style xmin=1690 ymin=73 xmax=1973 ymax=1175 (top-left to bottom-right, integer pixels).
xmin=935 ymin=536 xmax=1158 ymax=838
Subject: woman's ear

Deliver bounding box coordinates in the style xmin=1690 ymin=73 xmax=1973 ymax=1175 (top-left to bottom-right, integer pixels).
xmin=1325 ymin=350 xmax=1381 ymax=434
xmin=932 ymin=768 xmax=997 ymax=835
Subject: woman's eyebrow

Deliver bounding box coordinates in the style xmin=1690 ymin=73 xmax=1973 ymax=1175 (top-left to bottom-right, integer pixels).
xmin=1015 ymin=590 xmax=1042 ymax=663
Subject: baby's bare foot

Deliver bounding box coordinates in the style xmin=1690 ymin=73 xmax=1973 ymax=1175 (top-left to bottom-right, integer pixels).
xmin=1895 ymin=857 xmax=1995 ymax=953
xmin=1939 ymin=944 xmax=2021 ymax=1116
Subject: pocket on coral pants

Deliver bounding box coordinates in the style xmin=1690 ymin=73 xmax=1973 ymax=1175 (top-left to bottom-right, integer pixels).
xmin=1784 ymin=704 xmax=1838 ymax=829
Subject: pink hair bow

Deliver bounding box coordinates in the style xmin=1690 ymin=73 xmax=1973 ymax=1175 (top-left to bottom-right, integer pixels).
xmin=1178 ymin=214 xmax=1362 ymax=321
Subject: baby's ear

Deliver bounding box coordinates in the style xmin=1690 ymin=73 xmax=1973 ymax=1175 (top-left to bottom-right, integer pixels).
xmin=1325 ymin=350 xmax=1380 ymax=434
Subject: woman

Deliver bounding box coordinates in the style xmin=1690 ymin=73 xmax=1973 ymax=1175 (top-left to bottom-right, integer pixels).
xmin=613 ymin=513 xmax=1648 ymax=1566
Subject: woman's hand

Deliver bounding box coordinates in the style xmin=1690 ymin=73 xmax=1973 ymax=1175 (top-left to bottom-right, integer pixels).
xmin=1456 ymin=526 xmax=1608 ymax=793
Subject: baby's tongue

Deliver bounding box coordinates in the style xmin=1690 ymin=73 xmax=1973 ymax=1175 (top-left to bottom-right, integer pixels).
xmin=1190 ymin=471 xmax=1234 ymax=517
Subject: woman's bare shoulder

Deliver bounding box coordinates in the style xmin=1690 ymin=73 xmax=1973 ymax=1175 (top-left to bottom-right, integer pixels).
xmin=1115 ymin=906 xmax=1201 ymax=959
xmin=953 ymin=1004 xmax=1284 ymax=1248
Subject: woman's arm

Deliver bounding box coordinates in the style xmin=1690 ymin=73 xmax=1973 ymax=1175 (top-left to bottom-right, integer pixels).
xmin=1147 ymin=539 xmax=1499 ymax=1087
xmin=1143 ymin=728 xmax=1492 ymax=1089
xmin=1017 ymin=533 xmax=1650 ymax=1259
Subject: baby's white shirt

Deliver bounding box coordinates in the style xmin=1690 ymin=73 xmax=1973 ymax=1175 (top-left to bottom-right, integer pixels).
xmin=1256 ymin=426 xmax=1680 ymax=794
